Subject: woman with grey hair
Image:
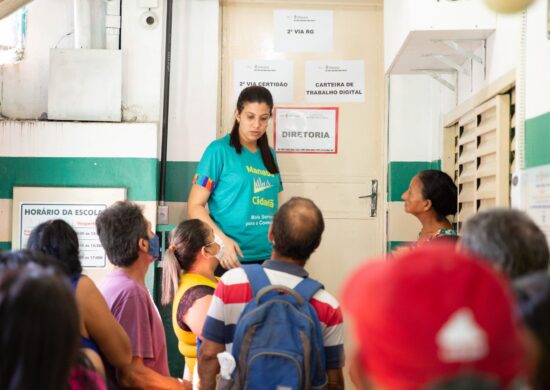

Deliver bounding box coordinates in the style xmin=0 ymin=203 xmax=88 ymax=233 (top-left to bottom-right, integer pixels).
xmin=461 ymin=208 xmax=549 ymax=278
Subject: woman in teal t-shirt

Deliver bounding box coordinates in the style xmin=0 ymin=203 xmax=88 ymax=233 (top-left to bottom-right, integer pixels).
xmin=187 ymin=86 xmax=283 ymax=272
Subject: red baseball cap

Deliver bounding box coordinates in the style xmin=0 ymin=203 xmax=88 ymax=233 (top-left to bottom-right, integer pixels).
xmin=342 ymin=243 xmax=526 ymax=390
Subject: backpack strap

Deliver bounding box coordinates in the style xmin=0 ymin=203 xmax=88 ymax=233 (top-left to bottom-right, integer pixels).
xmin=293 ymin=277 xmax=323 ymax=302
xmin=242 ymin=264 xmax=271 ymax=296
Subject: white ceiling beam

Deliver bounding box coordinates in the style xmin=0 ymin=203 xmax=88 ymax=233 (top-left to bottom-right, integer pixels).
xmin=0 ymin=0 xmax=32 ymax=20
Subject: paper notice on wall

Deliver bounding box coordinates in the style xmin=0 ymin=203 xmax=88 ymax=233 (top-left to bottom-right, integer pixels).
xmin=19 ymin=203 xmax=107 ymax=268
xmin=305 ymin=60 xmax=365 ymax=103
xmin=274 ymin=107 xmax=338 ymax=154
xmin=273 ymin=10 xmax=333 ymax=52
xmin=518 ymin=164 xmax=550 ymax=246
xmin=233 ymin=60 xmax=293 ymax=103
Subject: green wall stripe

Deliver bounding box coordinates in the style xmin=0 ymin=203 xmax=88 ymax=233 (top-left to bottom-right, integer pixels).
xmin=387 ymin=241 xmax=409 ymax=252
xmin=0 ymin=157 xmax=157 ymax=201
xmin=525 ymin=112 xmax=550 ymax=168
xmin=387 ymin=160 xmax=441 ymax=202
xmin=0 ymin=242 xmax=11 ymax=251
xmin=164 ymin=161 xmax=198 ymax=202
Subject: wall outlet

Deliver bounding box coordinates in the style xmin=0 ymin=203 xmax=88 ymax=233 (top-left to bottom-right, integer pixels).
xmin=157 ymin=205 xmax=169 ymax=225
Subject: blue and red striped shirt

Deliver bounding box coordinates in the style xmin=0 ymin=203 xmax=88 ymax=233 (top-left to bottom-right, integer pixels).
xmin=201 ymin=260 xmax=345 ymax=369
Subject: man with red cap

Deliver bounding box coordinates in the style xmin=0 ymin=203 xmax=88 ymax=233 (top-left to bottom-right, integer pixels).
xmin=342 ymin=243 xmax=530 ymax=390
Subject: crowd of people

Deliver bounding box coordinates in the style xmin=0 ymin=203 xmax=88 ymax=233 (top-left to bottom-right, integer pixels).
xmin=1 ymin=194 xmax=549 ymax=389
xmin=0 ymin=85 xmax=548 ymax=389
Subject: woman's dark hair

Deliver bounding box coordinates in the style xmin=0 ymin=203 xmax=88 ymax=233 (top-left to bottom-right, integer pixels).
xmin=95 ymin=201 xmax=148 ymax=267
xmin=514 ymin=272 xmax=550 ymax=390
xmin=417 ymin=170 xmax=458 ymax=220
xmin=0 ymin=253 xmax=80 ymax=390
xmin=161 ymin=219 xmax=211 ymax=305
xmin=27 ymin=219 xmax=82 ymax=278
xmin=0 ymin=249 xmax=60 ymax=272
xmin=229 ymin=85 xmax=279 ymax=174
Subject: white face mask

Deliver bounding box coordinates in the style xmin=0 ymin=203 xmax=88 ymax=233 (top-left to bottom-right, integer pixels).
xmin=206 ymin=233 xmax=224 ymax=261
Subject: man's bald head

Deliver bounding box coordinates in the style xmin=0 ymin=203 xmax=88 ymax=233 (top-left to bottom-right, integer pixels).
xmin=271 ymin=197 xmax=325 ymax=263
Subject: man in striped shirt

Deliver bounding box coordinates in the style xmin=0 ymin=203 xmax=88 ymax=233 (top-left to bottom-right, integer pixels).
xmin=198 ymin=197 xmax=345 ymax=390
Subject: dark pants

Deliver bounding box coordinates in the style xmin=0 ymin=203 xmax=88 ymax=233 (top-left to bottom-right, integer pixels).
xmin=214 ymin=259 xmax=266 ymax=277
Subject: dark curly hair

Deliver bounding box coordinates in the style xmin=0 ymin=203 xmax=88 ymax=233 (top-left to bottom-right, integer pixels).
xmin=27 ymin=219 xmax=82 ymax=278
xmin=95 ymin=201 xmax=148 ymax=267
xmin=417 ymin=170 xmax=458 ymax=221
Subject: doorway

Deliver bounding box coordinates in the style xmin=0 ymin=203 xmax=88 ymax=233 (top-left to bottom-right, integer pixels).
xmin=220 ymin=0 xmax=385 ymax=297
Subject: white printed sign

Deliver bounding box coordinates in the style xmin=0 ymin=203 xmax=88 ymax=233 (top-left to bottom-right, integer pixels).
xmin=274 ymin=10 xmax=333 ymax=52
xmin=305 ymin=60 xmax=365 ymax=103
xmin=274 ymin=107 xmax=338 ymax=154
xmin=233 ymin=60 xmax=293 ymax=103
xmin=515 ymin=165 xmax=550 ymax=246
xmin=20 ymin=204 xmax=107 ymax=268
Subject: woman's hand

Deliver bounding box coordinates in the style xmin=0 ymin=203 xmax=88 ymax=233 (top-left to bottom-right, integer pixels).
xmin=220 ymin=236 xmax=243 ymax=269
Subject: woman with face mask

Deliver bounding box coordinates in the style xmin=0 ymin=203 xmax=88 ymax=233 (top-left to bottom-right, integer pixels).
xmin=161 ymin=219 xmax=223 ymax=384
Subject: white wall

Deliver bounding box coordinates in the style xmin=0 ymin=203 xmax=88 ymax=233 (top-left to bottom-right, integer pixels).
xmin=389 ymin=74 xmax=455 ymax=162
xmin=525 ymin=0 xmax=550 ymax=119
xmin=0 ymin=0 xmax=167 ymax=122
xmin=121 ymin=0 xmax=164 ymax=122
xmin=0 ymin=0 xmax=74 ymax=118
xmin=167 ymin=0 xmax=219 ymax=162
xmin=0 ymin=0 xmax=222 ymax=241
xmin=383 ymin=0 xmax=410 ymax=73
xmin=457 ymin=12 xmax=521 ymax=103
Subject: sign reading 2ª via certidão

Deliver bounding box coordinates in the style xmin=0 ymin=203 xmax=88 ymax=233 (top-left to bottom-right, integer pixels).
xmin=274 ymin=107 xmax=339 ymax=154
xmin=233 ymin=60 xmax=294 ymax=103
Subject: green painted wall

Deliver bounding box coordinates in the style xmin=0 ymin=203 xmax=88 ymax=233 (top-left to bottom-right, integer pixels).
xmin=0 ymin=157 xmax=199 ymax=202
xmin=0 ymin=242 xmax=11 ymax=251
xmin=165 ymin=161 xmax=198 ymax=202
xmin=525 ymin=112 xmax=550 ymax=168
xmin=387 ymin=240 xmax=409 ymax=252
xmin=0 ymin=157 xmax=158 ymax=201
xmin=387 ymin=160 xmax=441 ymax=202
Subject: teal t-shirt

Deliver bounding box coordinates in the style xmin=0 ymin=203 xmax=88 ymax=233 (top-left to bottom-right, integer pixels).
xmin=193 ymin=135 xmax=283 ymax=262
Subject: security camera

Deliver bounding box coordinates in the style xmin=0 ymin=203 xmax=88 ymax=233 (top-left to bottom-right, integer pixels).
xmin=141 ymin=11 xmax=159 ymax=29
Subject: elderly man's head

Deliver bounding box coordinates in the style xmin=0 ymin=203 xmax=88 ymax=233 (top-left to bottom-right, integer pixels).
xmin=461 ymin=208 xmax=549 ymax=279
xmin=270 ymin=197 xmax=324 ymax=264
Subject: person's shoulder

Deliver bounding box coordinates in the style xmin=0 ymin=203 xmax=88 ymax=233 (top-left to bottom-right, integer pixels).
xmin=75 ymin=275 xmax=103 ymax=302
xmin=206 ymin=134 xmax=231 ymax=151
xmin=309 ymin=286 xmax=343 ymax=327
xmin=200 ymin=135 xmax=233 ymax=163
xmin=101 ymin=271 xmax=143 ymax=299
xmin=311 ymin=286 xmax=341 ymax=309
xmin=219 ymin=267 xmax=249 ymax=286
xmin=78 ymin=274 xmax=97 ymax=290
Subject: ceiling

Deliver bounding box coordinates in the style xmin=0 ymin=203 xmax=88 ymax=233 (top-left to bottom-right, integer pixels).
xmin=0 ymin=0 xmax=32 ymax=20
